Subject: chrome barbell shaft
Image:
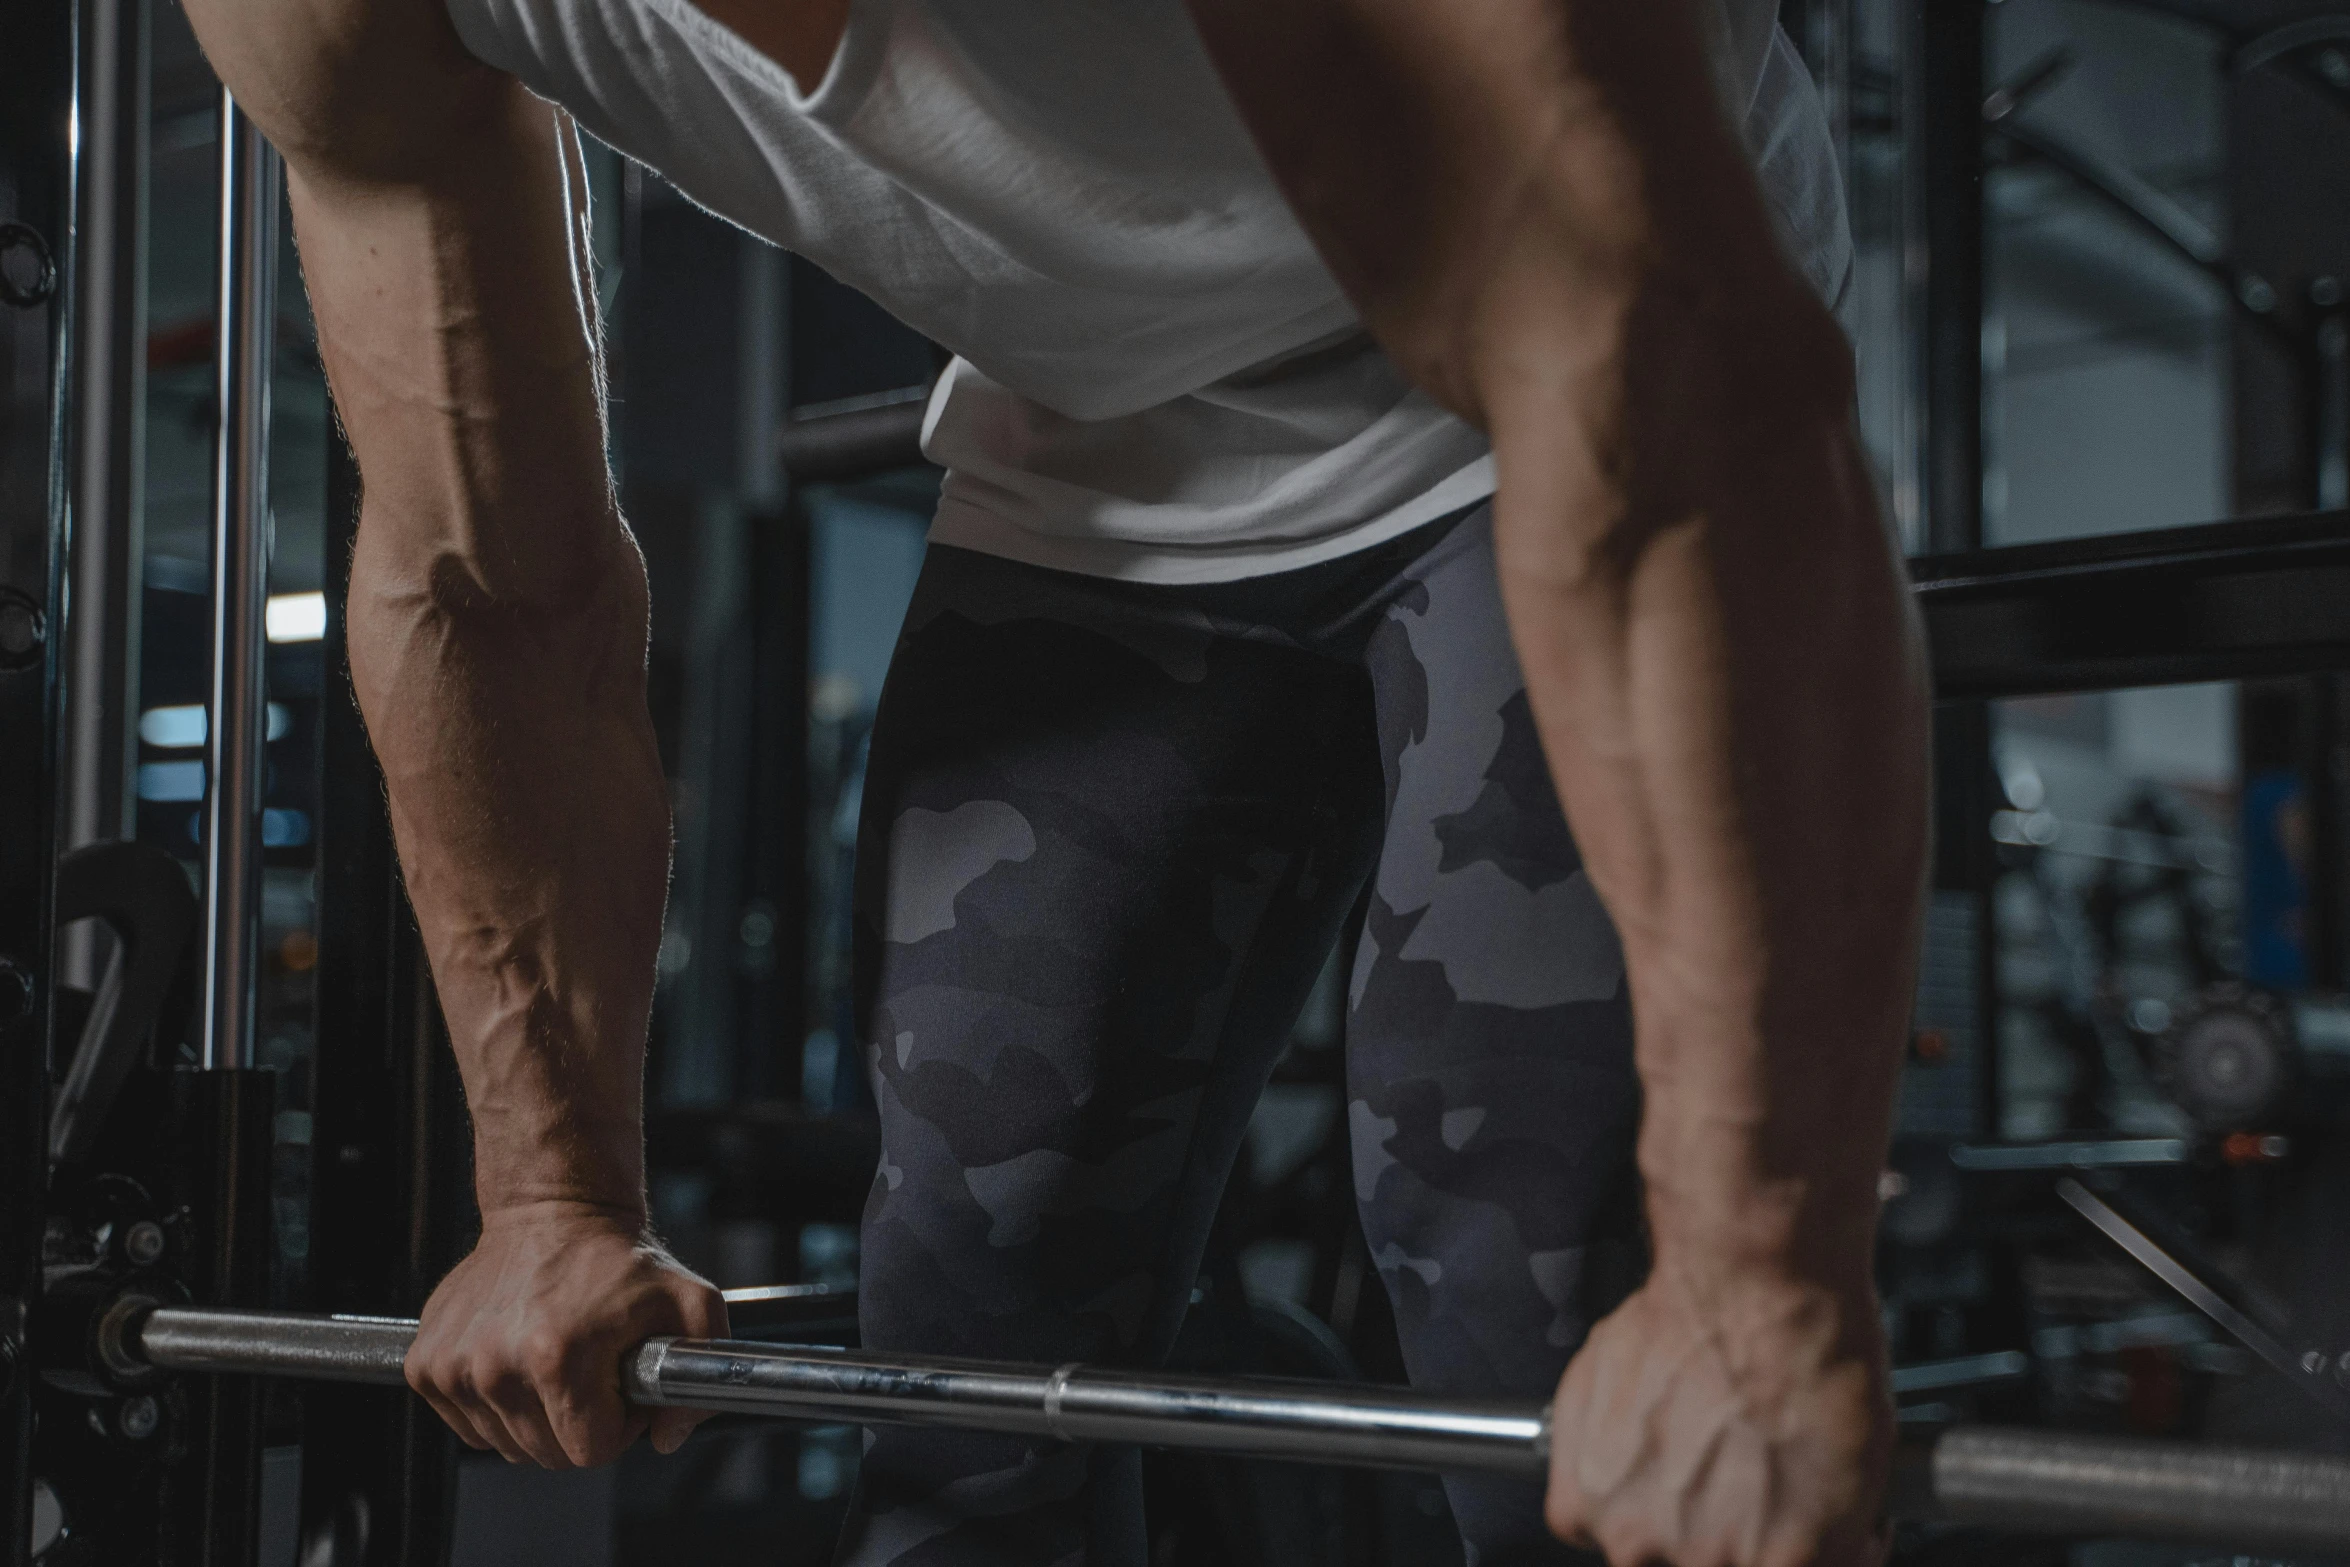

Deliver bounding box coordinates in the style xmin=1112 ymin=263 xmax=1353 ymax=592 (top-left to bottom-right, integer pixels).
xmin=625 ymin=1338 xmax=1547 ymax=1476
xmin=124 ymin=1304 xmax=2350 ymax=1552
xmin=132 ymin=1305 xmax=1546 ymax=1478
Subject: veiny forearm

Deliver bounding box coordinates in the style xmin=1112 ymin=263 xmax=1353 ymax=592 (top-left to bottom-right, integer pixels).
xmin=305 ymin=128 xmax=667 ymax=1220
xmin=183 ymin=0 xmax=671 ymax=1222
xmin=1487 ymin=381 xmax=1928 ymax=1298
xmin=347 ymin=525 xmax=668 ymax=1221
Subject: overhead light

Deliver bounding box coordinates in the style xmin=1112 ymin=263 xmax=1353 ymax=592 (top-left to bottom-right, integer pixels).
xmin=265 ymin=592 xmax=327 ymax=643
xmin=139 ymin=704 xmax=207 ymax=748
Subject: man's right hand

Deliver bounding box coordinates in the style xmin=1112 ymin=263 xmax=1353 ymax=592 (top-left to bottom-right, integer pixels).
xmin=180 ymin=0 xmax=699 ymax=1482
xmin=407 ymin=1203 xmax=728 ymax=1468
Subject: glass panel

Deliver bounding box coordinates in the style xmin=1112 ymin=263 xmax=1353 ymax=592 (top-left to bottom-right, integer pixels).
xmin=1983 ymin=0 xmax=2235 ymax=546
xmin=1832 ymin=0 xmax=2349 ymax=552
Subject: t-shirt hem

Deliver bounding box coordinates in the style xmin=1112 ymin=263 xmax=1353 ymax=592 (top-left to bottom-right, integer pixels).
xmin=923 ymin=459 xmax=1497 ymax=585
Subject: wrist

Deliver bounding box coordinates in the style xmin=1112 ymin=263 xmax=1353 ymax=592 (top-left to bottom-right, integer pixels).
xmin=476 ymin=1193 xmax=648 ymax=1233
xmin=1644 ymin=1169 xmax=1879 ymax=1306
xmin=1639 ymin=1123 xmax=1884 ymax=1302
xmin=469 ymin=1109 xmax=646 ymax=1227
xmin=1646 ymin=1248 xmax=1886 ymax=1398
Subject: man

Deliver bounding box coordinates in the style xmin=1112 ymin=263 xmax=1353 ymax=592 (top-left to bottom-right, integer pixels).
xmin=181 ymin=0 xmax=1929 ymax=1561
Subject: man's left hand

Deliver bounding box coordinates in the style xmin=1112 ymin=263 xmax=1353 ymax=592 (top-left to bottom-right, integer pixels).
xmin=1543 ymin=1270 xmax=1892 ymax=1567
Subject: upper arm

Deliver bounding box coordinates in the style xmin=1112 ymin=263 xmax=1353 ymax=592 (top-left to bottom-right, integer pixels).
xmin=182 ymin=0 xmax=620 ymax=614
xmin=180 ymin=0 xmax=511 ymax=184
xmin=1180 ymin=0 xmax=1793 ymax=422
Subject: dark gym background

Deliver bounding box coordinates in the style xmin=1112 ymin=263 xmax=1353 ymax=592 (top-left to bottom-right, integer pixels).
xmin=12 ymin=0 xmax=2350 ymax=1561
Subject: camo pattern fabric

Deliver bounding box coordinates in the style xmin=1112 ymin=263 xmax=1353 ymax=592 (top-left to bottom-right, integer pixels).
xmin=837 ymin=503 xmax=1644 ymax=1567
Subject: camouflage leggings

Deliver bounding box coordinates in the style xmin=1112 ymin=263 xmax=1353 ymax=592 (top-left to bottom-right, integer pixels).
xmin=838 ymin=503 xmax=1643 ymax=1567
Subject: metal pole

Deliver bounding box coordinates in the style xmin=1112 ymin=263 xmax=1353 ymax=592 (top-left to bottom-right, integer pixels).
xmin=61 ymin=0 xmax=149 ymax=889
xmin=121 ymin=1304 xmax=2350 ymax=1551
xmin=199 ymin=92 xmax=277 ymax=1072
xmin=1895 ymin=1425 xmax=2350 ymax=1556
xmin=1904 ymin=0 xmax=1988 ymax=556
xmin=0 ymin=0 xmax=80 ymax=1552
xmin=132 ymin=1305 xmax=1548 ymax=1479
xmin=628 ymin=1340 xmax=1547 ymax=1477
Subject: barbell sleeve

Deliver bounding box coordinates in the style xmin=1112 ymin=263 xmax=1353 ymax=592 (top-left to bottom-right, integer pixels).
xmin=1895 ymin=1424 xmax=2350 ymax=1556
xmin=135 ymin=1306 xmax=412 ymax=1386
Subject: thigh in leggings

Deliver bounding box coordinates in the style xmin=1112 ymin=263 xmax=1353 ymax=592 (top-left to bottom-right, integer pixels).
xmin=1349 ymin=510 xmax=1645 ymax=1566
xmin=837 ymin=510 xmax=1643 ymax=1567
xmin=839 ymin=546 xmax=1382 ymax=1567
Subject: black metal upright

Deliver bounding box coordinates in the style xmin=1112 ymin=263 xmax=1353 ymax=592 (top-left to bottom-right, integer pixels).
xmin=0 ymin=0 xmax=77 ymax=1559
xmin=161 ymin=1068 xmax=276 ymax=1566
xmin=1908 ymin=0 xmax=1987 ymax=556
xmin=738 ymin=498 xmax=811 ymax=1103
xmin=1905 ymin=0 xmax=2000 ymax=1152
xmin=61 ymin=0 xmax=150 ymax=891
xmin=297 ymin=430 xmax=469 ymax=1567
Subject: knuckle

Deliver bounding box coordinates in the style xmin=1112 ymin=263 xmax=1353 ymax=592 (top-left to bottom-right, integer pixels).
xmin=404 ymin=1332 xmax=451 ymax=1387
xmin=562 ymin=1417 xmax=622 ymax=1470
xmin=474 ymin=1358 xmax=534 ymax=1411
xmin=518 ymin=1332 xmax=570 ymax=1382
xmin=1595 ymin=1518 xmax=1656 ymax=1567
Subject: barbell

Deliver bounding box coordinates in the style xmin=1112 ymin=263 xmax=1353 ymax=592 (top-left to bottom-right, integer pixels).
xmin=100 ymin=1297 xmax=2350 ymax=1555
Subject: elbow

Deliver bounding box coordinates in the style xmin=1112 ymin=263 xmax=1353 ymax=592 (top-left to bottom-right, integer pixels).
xmin=347 ymin=504 xmax=652 ymax=697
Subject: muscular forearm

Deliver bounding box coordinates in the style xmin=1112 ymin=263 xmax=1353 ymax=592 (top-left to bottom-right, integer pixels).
xmin=1192 ymin=0 xmax=1930 ymax=1300
xmin=316 ymin=120 xmax=666 ymax=1220
xmin=349 ymin=521 xmax=667 ymax=1221
xmin=1489 ymin=388 xmax=1926 ymax=1298
xmin=184 ymin=0 xmax=668 ymax=1222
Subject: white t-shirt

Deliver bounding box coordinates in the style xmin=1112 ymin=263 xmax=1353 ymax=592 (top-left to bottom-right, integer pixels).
xmin=445 ymin=0 xmax=1850 ymax=582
